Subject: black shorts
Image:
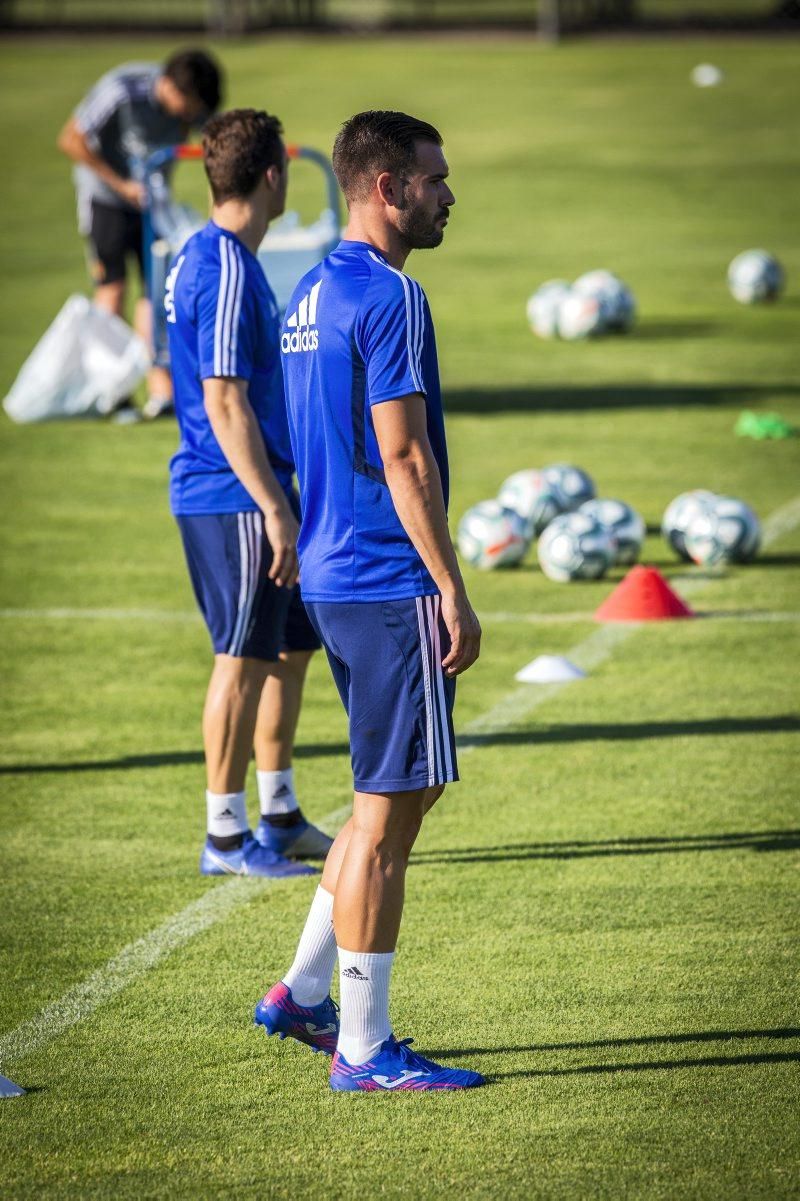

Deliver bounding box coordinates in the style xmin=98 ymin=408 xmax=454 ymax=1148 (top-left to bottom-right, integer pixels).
xmin=85 ymin=199 xmax=144 ymax=286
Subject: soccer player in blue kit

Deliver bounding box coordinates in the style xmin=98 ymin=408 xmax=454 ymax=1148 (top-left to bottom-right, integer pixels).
xmin=166 ymin=109 xmax=333 ymax=876
xmin=254 ymin=111 xmax=485 ymax=1090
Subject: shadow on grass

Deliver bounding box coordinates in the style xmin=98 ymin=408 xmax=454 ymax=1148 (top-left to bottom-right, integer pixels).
xmin=751 ymin=554 xmax=800 ymax=569
xmin=411 ymin=828 xmax=800 ymax=865
xmin=457 ymin=714 xmax=800 ymax=751
xmin=443 ymin=383 xmax=800 ymax=415
xmin=5 ymin=716 xmax=797 ymax=776
xmin=0 ymin=742 xmax=350 ymax=775
xmin=431 ymin=1027 xmax=800 ymax=1079
xmin=489 ymin=1051 xmax=800 ymax=1079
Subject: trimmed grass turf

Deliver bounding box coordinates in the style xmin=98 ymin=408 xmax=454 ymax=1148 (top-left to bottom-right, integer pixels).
xmin=1 ymin=31 xmax=799 ymax=1200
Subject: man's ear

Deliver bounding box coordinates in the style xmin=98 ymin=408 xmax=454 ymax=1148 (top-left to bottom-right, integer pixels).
xmin=265 ymin=163 xmax=282 ymax=191
xmin=376 ymin=170 xmax=402 ymax=208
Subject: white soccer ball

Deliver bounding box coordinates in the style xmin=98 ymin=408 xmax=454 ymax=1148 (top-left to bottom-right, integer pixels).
xmin=526 ymin=280 xmax=571 ymax=339
xmin=728 ymin=250 xmax=784 ymax=304
xmin=662 ymin=489 xmax=718 ymax=561
xmin=691 ymin=63 xmax=724 ymax=88
xmin=579 ymin=498 xmax=646 ymax=566
xmin=542 ymin=463 xmax=596 ymax=511
xmin=497 ymin=468 xmax=569 ymax=536
xmin=684 ymin=495 xmax=761 ymax=566
xmin=537 ymin=511 xmax=616 ymax=582
xmin=557 ymin=290 xmax=607 ymax=340
xmin=572 ymin=269 xmax=636 ymax=333
xmin=457 ymin=500 xmax=530 ymax=570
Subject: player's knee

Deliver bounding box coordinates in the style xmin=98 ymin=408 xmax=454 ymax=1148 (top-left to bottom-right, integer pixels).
xmin=354 ymin=798 xmax=424 ymax=861
xmin=214 ymin=654 xmax=270 ymax=699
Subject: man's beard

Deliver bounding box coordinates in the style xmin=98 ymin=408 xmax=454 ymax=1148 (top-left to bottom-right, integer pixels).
xmin=396 ymin=203 xmax=449 ymax=251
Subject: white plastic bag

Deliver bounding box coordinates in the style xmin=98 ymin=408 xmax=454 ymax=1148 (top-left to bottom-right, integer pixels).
xmin=3 ymin=295 xmax=150 ymax=423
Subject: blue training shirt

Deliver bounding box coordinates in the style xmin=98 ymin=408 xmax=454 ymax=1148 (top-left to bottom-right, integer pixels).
xmin=280 ymin=239 xmax=450 ymax=603
xmin=166 ymin=220 xmax=294 ymax=515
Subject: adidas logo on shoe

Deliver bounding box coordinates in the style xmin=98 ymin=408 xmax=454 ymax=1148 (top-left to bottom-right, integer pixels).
xmin=281 ymin=281 xmax=321 ymax=354
xmin=342 ymin=966 xmax=369 ymax=980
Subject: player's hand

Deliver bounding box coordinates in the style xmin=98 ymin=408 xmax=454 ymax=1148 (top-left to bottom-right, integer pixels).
xmin=115 ymin=178 xmax=146 ymax=209
xmin=440 ymin=589 xmax=481 ymax=676
xmin=262 ymin=504 xmax=300 ymax=589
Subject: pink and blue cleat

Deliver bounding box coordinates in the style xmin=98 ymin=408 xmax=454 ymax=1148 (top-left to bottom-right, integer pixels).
xmin=254 ymin=981 xmax=339 ymax=1055
xmin=329 ymin=1035 xmax=485 ymax=1091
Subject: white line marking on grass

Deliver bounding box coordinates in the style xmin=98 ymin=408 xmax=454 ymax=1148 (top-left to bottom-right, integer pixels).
xmin=0 ymin=608 xmax=199 ymax=622
xmin=761 ymin=494 xmax=800 ymax=547
xmin=479 ymin=609 xmax=800 ymax=625
xmin=3 ymin=495 xmax=799 ymax=1069
xmin=479 ymin=610 xmax=594 ymax=624
xmin=458 ymin=623 xmax=633 ymax=750
xmin=0 ymin=876 xmax=268 ymax=1070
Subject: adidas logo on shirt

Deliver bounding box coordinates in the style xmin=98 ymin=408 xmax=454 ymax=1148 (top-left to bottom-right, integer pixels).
xmin=281 ymin=281 xmax=321 ymax=354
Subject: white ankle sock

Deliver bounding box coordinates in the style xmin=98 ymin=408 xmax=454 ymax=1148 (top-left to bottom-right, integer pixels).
xmin=282 ymin=887 xmax=337 ymax=1006
xmin=257 ymin=768 xmax=299 ymax=817
xmin=206 ymin=790 xmax=248 ymax=838
xmin=336 ymin=949 xmax=394 ymax=1065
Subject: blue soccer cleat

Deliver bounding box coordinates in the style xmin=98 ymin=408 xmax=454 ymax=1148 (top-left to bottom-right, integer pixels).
xmin=255 ymin=816 xmax=334 ymax=861
xmin=199 ymin=832 xmax=317 ymax=878
xmin=329 ymin=1035 xmax=485 ymax=1091
xmin=254 ymin=981 xmax=339 ymax=1054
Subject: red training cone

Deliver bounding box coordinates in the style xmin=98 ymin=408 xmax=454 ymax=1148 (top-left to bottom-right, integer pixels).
xmin=594 ymin=565 xmax=695 ymax=622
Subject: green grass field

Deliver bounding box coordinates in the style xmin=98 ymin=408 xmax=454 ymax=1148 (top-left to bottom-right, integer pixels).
xmin=1 ymin=32 xmax=799 ymax=1200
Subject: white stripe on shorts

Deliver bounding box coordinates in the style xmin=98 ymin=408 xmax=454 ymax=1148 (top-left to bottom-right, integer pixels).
xmin=425 ymin=596 xmax=445 ymax=777
xmin=237 ymin=512 xmax=262 ymax=655
xmin=228 ymin=513 xmax=251 ymax=655
xmin=415 ymin=597 xmax=436 ymax=786
xmin=428 ymin=595 xmax=455 ymax=782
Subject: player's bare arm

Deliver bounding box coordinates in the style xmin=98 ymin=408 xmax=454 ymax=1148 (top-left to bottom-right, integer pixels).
xmin=372 ymin=392 xmax=481 ymax=676
xmin=56 ymin=117 xmax=146 ymax=208
xmin=203 ymin=376 xmax=299 ymax=588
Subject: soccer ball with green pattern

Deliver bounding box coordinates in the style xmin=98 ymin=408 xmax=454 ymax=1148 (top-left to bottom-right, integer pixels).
xmin=537 ymin=511 xmax=616 ymax=582
xmin=579 ymin=498 xmax=645 ymax=565
xmin=457 ymin=500 xmax=530 ymax=570
xmin=684 ymin=496 xmax=761 ymax=566
xmin=542 ymin=463 xmax=596 ymax=511
xmin=498 ymin=468 xmax=568 ymax=537
xmin=728 ymin=250 xmax=784 ymax=304
xmin=526 ymin=280 xmax=571 ymax=339
xmin=662 ymin=490 xmax=717 ymax=561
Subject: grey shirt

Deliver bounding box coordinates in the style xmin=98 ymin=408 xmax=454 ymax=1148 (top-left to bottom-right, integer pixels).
xmin=73 ymin=62 xmax=184 ymax=225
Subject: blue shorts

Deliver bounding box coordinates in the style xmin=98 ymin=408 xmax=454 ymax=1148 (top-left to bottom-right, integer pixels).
xmin=177 ymin=509 xmax=321 ymax=661
xmin=305 ymin=595 xmax=458 ymax=794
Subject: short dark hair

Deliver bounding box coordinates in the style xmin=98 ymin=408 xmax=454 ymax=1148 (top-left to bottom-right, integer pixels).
xmin=202 ymin=109 xmax=284 ymax=203
xmin=332 ymin=110 xmax=443 ymax=204
xmin=164 ymin=49 xmax=223 ymax=115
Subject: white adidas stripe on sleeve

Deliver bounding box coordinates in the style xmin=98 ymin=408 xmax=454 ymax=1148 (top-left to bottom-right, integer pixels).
xmin=367 ymin=251 xmax=425 ymax=394
xmin=228 ymin=243 xmax=245 ymax=376
xmin=213 ymin=237 xmax=245 ymax=377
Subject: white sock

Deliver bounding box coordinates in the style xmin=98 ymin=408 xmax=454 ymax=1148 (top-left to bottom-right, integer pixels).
xmin=206 ymin=790 xmax=249 ymax=839
xmin=282 ymin=886 xmax=337 ymax=1006
xmin=257 ymin=768 xmax=299 ymax=818
xmin=336 ymin=949 xmax=394 ymax=1065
